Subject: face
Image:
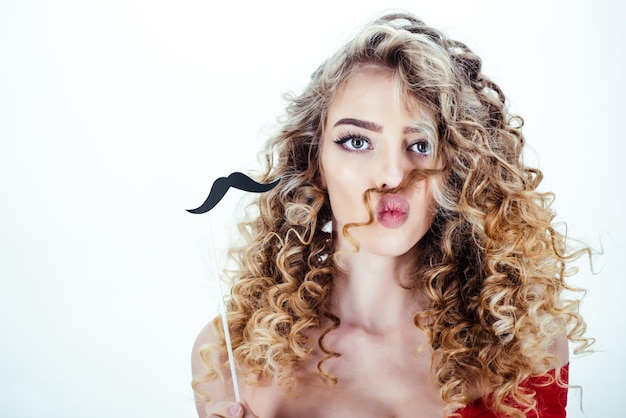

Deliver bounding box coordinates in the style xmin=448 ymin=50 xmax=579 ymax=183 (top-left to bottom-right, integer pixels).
xmin=320 ymin=67 xmax=437 ymax=258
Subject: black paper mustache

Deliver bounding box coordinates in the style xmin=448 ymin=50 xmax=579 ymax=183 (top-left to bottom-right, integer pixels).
xmin=187 ymin=172 xmax=280 ymax=214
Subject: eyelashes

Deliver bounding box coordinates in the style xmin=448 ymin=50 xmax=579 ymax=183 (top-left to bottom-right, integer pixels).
xmin=333 ymin=131 xmax=432 ymax=156
xmin=409 ymin=140 xmax=432 ymax=156
xmin=333 ymin=132 xmax=372 ymax=152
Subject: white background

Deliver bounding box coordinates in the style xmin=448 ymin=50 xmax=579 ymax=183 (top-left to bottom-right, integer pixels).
xmin=1 ymin=1 xmax=624 ymax=417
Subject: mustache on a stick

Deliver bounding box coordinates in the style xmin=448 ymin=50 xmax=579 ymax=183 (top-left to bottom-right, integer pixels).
xmin=187 ymin=172 xmax=280 ymax=214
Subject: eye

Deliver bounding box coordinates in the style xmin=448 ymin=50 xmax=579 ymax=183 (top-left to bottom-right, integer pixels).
xmin=409 ymin=140 xmax=432 ymax=156
xmin=334 ymin=133 xmax=372 ymax=152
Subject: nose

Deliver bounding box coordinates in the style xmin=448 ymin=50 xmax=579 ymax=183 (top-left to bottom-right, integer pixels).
xmin=375 ymin=147 xmax=408 ymax=190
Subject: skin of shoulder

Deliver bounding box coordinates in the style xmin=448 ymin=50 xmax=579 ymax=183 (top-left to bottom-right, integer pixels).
xmin=550 ymin=333 xmax=569 ymax=368
xmin=190 ymin=319 xmax=570 ymax=417
xmin=191 ymin=321 xmax=230 ymax=417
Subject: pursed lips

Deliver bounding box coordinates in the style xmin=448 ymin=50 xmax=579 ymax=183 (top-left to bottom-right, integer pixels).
xmin=376 ymin=194 xmax=409 ymax=228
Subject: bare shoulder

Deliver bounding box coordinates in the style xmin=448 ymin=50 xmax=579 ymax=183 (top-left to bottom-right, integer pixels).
xmin=192 ymin=321 xmax=221 ymax=363
xmin=549 ymin=333 xmax=569 ymax=368
xmin=191 ymin=321 xmax=230 ymax=417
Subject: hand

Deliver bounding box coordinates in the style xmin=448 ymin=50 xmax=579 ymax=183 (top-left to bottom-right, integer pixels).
xmin=205 ymin=401 xmax=259 ymax=418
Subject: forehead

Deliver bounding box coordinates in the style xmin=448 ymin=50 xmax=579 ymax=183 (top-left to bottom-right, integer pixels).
xmin=326 ymin=66 xmax=437 ymax=133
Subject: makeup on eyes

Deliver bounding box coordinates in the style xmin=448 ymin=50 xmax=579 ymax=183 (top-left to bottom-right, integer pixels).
xmin=333 ymin=131 xmax=372 ymax=152
xmin=408 ymin=140 xmax=432 ymax=156
xmin=333 ymin=131 xmax=433 ymax=157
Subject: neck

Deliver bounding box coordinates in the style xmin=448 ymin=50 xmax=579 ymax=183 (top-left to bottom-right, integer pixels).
xmin=331 ymin=249 xmax=421 ymax=334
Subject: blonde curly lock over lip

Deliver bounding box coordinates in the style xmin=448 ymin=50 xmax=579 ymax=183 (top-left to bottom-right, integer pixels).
xmin=192 ymin=12 xmax=592 ymax=417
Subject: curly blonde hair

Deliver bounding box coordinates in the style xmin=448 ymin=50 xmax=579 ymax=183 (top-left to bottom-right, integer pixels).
xmin=193 ymin=12 xmax=591 ymax=417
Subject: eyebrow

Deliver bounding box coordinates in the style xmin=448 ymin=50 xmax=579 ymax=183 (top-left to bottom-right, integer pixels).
xmin=403 ymin=124 xmax=430 ymax=135
xmin=333 ymin=118 xmax=433 ymax=137
xmin=333 ymin=118 xmax=382 ymax=133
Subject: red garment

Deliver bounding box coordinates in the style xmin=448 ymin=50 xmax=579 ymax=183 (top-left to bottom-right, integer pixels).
xmin=455 ymin=364 xmax=569 ymax=417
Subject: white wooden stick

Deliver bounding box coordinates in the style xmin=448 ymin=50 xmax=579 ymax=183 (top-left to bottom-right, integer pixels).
xmin=208 ymin=212 xmax=241 ymax=403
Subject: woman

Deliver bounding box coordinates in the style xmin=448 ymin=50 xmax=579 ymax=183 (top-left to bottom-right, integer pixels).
xmin=191 ymin=12 xmax=590 ymax=417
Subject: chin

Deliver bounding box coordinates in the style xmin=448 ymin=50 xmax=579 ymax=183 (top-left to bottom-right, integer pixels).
xmin=369 ymin=246 xmax=416 ymax=258
xmin=359 ymin=237 xmax=420 ymax=258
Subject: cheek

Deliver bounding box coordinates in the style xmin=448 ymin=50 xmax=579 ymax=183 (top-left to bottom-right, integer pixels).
xmin=325 ymin=169 xmax=369 ymax=219
xmin=423 ymin=186 xmax=438 ymax=228
xmin=318 ymin=160 xmax=327 ymax=190
xmin=326 ymin=176 xmax=354 ymax=209
xmin=323 ymin=159 xmax=355 ymax=194
xmin=411 ymin=181 xmax=437 ymax=223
